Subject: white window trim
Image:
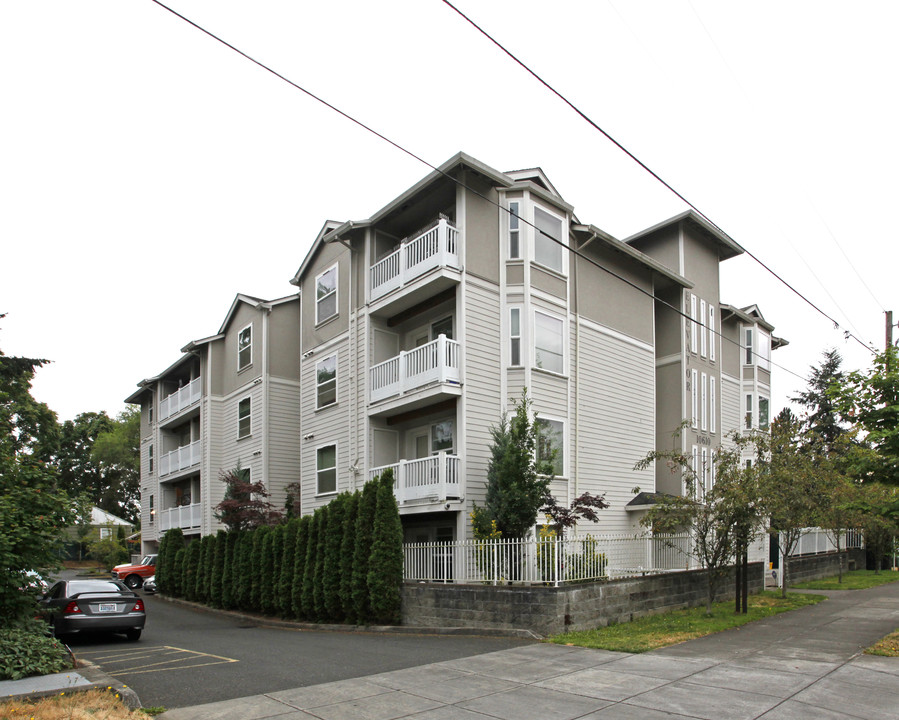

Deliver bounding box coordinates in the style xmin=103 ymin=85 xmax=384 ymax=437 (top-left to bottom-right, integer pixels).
xmin=531 ymin=203 xmax=567 ymax=276
xmin=690 ymin=445 xmax=699 ymax=495
xmin=701 ymin=447 xmax=709 ymax=493
xmin=237 ymin=323 xmax=253 ymax=372
xmin=316 ymin=442 xmax=338 ymax=496
xmin=316 ymin=353 xmax=338 ymax=409
xmin=710 ymin=376 xmax=717 ymax=434
xmin=759 ymin=396 xmax=770 ymax=428
xmin=238 ymin=396 xmax=252 ymax=439
xmin=745 ymin=328 xmax=754 ymax=365
xmin=700 ymin=299 xmax=707 ymax=358
xmin=315 ymin=263 xmax=339 ymax=325
xmin=535 ymin=415 xmax=566 ymax=478
xmin=533 ymin=308 xmax=566 ymax=376
xmin=701 ymin=372 xmax=708 ymax=432
xmin=508 ymin=201 xmax=521 ymax=260
xmin=690 ymin=294 xmax=698 ymax=354
xmin=708 ymin=305 xmax=716 ymax=362
xmin=509 ymin=307 xmax=522 ymax=367
xmin=745 ymin=393 xmax=754 ymax=429
xmin=691 ymin=369 xmax=698 ymax=428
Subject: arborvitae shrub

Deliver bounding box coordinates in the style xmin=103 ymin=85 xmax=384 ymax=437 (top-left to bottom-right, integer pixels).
xmin=250 ymin=526 xmax=270 ymax=612
xmin=312 ymin=507 xmax=329 ymax=621
xmin=236 ymin=531 xmax=253 ymax=611
xmin=172 ymin=547 xmax=186 ymax=598
xmin=201 ymin=534 xmax=216 ymax=603
xmin=161 ymin=528 xmax=185 ymax=596
xmin=302 ymin=511 xmax=321 ymax=621
xmin=367 ymin=469 xmax=403 ymax=624
xmin=221 ymin=531 xmax=239 ymax=610
xmin=259 ymin=526 xmax=276 ymax=616
xmin=323 ymin=495 xmax=345 ymax=622
xmin=352 ymin=480 xmax=379 ymax=623
xmin=279 ymin=518 xmax=300 ymax=617
xmin=339 ymin=492 xmax=360 ymax=622
xmin=155 ymin=531 xmax=170 ymax=595
xmin=293 ymin=516 xmax=311 ymax=619
xmin=211 ymin=530 xmax=227 ymax=607
xmin=184 ymin=540 xmax=202 ymax=602
xmin=267 ymin=524 xmax=284 ymax=617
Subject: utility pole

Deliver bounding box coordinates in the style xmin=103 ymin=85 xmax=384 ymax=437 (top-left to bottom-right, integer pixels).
xmin=887 ymin=311 xmax=894 ymax=351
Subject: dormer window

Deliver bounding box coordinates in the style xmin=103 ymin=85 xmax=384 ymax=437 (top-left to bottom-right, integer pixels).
xmin=238 ymin=325 xmax=252 ymax=371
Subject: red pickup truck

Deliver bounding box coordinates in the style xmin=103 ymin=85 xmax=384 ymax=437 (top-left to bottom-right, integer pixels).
xmin=112 ymin=554 xmax=157 ymax=589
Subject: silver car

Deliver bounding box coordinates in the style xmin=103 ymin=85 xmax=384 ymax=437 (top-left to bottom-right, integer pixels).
xmin=40 ymin=579 xmax=146 ymax=641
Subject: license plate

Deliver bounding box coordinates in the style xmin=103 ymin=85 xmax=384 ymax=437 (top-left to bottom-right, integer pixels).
xmin=98 ymin=603 xmax=117 ymax=613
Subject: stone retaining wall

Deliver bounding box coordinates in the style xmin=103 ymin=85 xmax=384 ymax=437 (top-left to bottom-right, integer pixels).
xmin=786 ymin=549 xmax=866 ymax=585
xmin=402 ymin=563 xmax=764 ymax=636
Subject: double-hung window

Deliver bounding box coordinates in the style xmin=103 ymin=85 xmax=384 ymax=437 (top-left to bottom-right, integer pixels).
xmin=700 ymin=300 xmax=707 ymax=358
xmin=317 ymin=444 xmax=337 ymax=495
xmin=759 ymin=397 xmax=770 ymax=428
xmin=745 ymin=328 xmax=754 ymax=365
xmin=148 ymin=444 xmax=154 ymax=474
xmin=509 ymin=308 xmax=522 ymax=366
xmin=535 ymin=417 xmax=564 ymax=476
xmin=691 ymin=369 xmax=698 ymax=428
xmin=701 ymin=372 xmax=708 ymax=431
xmin=690 ymin=294 xmax=698 ymax=354
xmin=316 ymin=265 xmax=338 ymax=324
xmin=708 ymin=305 xmax=716 ymax=361
xmin=238 ymin=325 xmax=252 ymax=371
xmin=508 ymin=202 xmax=521 ymax=259
xmin=534 ymin=311 xmax=564 ymax=374
xmin=757 ymin=332 xmax=771 ymax=371
xmin=316 ymin=355 xmax=337 ymax=409
xmin=745 ymin=394 xmax=753 ymax=429
xmin=238 ymin=397 xmax=251 ymax=439
xmin=533 ymin=206 xmax=564 ymax=273
xmin=709 ymin=376 xmax=717 ymax=433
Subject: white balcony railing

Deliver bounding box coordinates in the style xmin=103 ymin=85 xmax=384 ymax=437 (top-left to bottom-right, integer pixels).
xmin=159 ymin=377 xmax=201 ymax=421
xmin=158 ymin=503 xmax=202 ymax=532
xmin=370 ymin=335 xmax=460 ymax=403
xmin=370 ymin=452 xmax=461 ymax=504
xmin=370 ymin=218 xmax=460 ymax=301
xmin=159 ymin=439 xmax=201 ymax=477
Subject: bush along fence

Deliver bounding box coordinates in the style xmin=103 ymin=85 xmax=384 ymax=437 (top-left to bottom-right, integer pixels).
xmin=155 ymin=470 xmax=404 ymax=625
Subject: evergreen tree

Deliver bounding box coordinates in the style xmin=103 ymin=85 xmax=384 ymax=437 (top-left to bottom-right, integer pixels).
xmin=323 ymin=495 xmax=346 ymax=621
xmin=279 ymin=518 xmax=300 ymax=617
xmin=221 ymin=531 xmax=239 ymax=610
xmin=292 ymin=516 xmax=311 ymax=619
xmin=236 ymin=531 xmax=253 ymax=610
xmin=211 ymin=530 xmax=227 ymax=607
xmin=367 ymin=470 xmax=404 ymax=624
xmin=172 ymin=547 xmax=186 ymax=598
xmin=793 ymin=348 xmax=849 ymax=453
xmin=301 ymin=511 xmax=321 ymax=620
xmin=339 ymin=492 xmax=360 ymax=622
xmin=250 ymin=526 xmax=270 ymax=612
xmin=201 ymin=534 xmax=216 ymax=603
xmin=267 ymin=524 xmax=284 ymax=616
xmin=352 ymin=479 xmax=379 ymax=623
xmin=160 ymin=528 xmax=184 ymax=596
xmin=184 ymin=540 xmax=202 ymax=602
xmin=312 ymin=507 xmax=329 ymax=621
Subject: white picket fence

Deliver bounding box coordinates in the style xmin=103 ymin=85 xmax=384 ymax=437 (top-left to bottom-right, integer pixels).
xmin=403 ymin=533 xmax=701 ymax=587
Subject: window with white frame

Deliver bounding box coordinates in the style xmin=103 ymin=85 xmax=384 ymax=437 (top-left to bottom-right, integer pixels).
xmin=690 ymin=294 xmax=698 ymax=354
xmin=757 ymin=331 xmax=771 ymax=371
xmin=315 ymin=264 xmax=338 ymax=324
xmin=316 ymin=444 xmax=337 ymax=495
xmin=238 ymin=324 xmax=252 ymax=371
xmin=691 ymin=369 xmax=698 ymax=428
xmin=708 ymin=305 xmax=716 ymax=361
xmin=700 ymin=299 xmax=707 ymax=358
xmin=431 ymin=420 xmax=454 ymax=454
xmin=316 ymin=354 xmax=337 ymax=409
xmin=535 ymin=417 xmax=564 ymax=476
xmin=534 ymin=311 xmax=564 ymax=374
xmin=148 ymin=494 xmax=154 ymax=524
xmin=701 ymin=372 xmax=708 ymax=431
xmin=709 ymin=451 xmax=715 ymax=488
xmin=745 ymin=328 xmax=754 ymax=365
xmin=533 ymin=206 xmax=564 ymax=273
xmin=508 ymin=201 xmax=521 ymax=259
xmin=509 ymin=308 xmax=522 ymax=366
xmin=149 ymin=444 xmax=154 ymax=474
xmin=691 ymin=445 xmax=699 ymax=493
xmin=701 ymin=447 xmax=709 ymax=493
xmin=238 ymin=397 xmax=251 ymax=439
xmin=710 ymin=376 xmax=717 ymax=433
xmin=759 ymin=396 xmax=770 ymax=428
xmin=745 ymin=393 xmax=753 ymax=429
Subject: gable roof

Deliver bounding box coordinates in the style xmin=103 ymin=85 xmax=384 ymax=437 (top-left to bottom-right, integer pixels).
xmin=625 ymin=210 xmax=744 ymax=261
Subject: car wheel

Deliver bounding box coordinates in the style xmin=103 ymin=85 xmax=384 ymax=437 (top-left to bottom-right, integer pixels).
xmin=125 ymin=629 xmax=142 ymax=641
xmin=124 ymin=574 xmax=142 ymax=589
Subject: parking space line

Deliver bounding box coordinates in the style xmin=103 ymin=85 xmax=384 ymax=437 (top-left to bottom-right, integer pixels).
xmin=78 ymin=645 xmax=239 ymax=677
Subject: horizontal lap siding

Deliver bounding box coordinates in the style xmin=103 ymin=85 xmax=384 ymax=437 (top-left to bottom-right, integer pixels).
xmin=720 ymin=374 xmax=740 ymax=445
xmin=221 ymin=385 xmax=264 ymax=493
xmin=204 ymin=395 xmax=224 ymax=534
xmin=462 ymin=280 xmax=502 ymax=523
xmin=266 ymin=379 xmax=301 ymax=509
xmin=300 ymin=336 xmax=351 ymax=513
xmin=574 ymin=321 xmax=654 ymax=533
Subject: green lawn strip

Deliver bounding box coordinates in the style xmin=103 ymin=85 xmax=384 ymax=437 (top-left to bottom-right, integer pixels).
xmin=866 ymin=630 xmax=899 ymax=657
xmin=791 ymin=569 xmax=899 ymax=591
xmin=549 ymin=591 xmax=824 ymax=653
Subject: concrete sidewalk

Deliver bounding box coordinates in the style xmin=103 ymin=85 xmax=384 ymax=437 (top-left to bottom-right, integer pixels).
xmin=158 ymin=582 xmax=899 ymax=720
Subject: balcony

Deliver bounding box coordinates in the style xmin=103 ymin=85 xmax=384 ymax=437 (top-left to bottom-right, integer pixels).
xmin=370 ymin=335 xmax=460 ymax=406
xmin=370 ymin=218 xmax=460 ymax=304
xmin=159 ymin=377 xmax=201 ymax=422
xmin=158 ymin=502 xmax=201 ymax=532
xmin=370 ymin=453 xmax=461 ymax=505
xmin=159 ymin=440 xmax=201 ymax=478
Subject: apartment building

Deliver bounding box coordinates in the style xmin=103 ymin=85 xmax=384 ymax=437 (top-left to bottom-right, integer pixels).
xmin=128 ymin=152 xmax=783 ymax=554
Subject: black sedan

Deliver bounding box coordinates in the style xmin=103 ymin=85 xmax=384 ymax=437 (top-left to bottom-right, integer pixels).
xmin=40 ymin=579 xmax=146 ymax=641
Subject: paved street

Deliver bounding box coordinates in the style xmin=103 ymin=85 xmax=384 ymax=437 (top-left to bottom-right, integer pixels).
xmin=68 ymin=593 xmax=532 ymax=709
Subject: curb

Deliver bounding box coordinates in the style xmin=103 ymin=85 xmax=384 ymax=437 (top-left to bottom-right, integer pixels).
xmin=0 ymin=659 xmax=141 ymax=711
xmin=76 ymin=659 xmax=142 ymax=710
xmin=152 ymin=593 xmax=544 ymax=640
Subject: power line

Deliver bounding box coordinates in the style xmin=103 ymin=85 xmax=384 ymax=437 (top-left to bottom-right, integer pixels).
xmin=439 ymin=0 xmax=876 ymax=357
xmin=145 ymin=0 xmax=807 ymax=383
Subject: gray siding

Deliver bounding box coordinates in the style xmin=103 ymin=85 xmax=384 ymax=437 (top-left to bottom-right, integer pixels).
xmin=721 ymin=374 xmax=741 ymax=445
xmin=574 ymin=318 xmax=655 ymax=533
xmin=265 ymin=378 xmax=301 ymax=510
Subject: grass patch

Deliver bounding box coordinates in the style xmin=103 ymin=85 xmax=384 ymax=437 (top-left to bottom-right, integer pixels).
xmin=0 ymin=688 xmax=156 ymax=719
xmin=866 ymin=630 xmax=899 ymax=657
xmin=791 ymin=569 xmax=899 ymax=591
xmin=550 ymin=591 xmax=824 ymax=653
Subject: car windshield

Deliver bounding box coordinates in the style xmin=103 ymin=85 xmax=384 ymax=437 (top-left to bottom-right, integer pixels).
xmin=69 ymin=581 xmax=124 ymax=595
xmin=141 ymin=556 xmax=155 ymax=566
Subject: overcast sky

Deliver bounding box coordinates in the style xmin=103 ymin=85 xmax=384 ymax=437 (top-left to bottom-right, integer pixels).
xmin=2 ymin=1 xmax=895 ymax=423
